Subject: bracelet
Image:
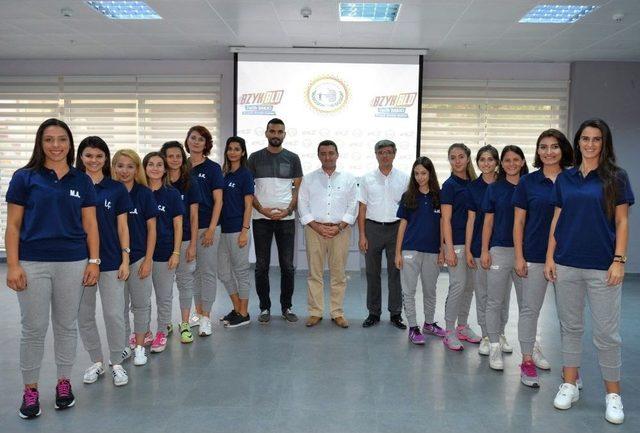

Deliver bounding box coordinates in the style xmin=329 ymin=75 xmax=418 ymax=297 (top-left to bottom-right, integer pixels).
xmin=243 ymin=226 xmax=250 ymax=230
xmin=172 ymin=251 xmax=180 ymax=256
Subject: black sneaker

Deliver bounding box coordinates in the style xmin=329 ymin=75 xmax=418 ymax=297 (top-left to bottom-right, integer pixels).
xmin=258 ymin=309 xmax=271 ymax=323
xmin=220 ymin=309 xmax=238 ymax=323
xmin=18 ymin=387 xmax=41 ymax=419
xmin=54 ymin=378 xmax=75 ymax=410
xmin=225 ymin=313 xmax=251 ymax=328
xmin=281 ymin=308 xmax=298 ymax=322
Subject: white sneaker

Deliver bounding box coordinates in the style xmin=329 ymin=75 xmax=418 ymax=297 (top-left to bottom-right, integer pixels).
xmin=489 ymin=343 xmax=504 ymax=370
xmin=478 ymin=337 xmax=490 ymax=356
xmin=499 ymin=334 xmax=513 ymax=353
xmin=199 ymin=316 xmax=212 ymax=336
xmin=133 ymin=345 xmax=147 ymax=366
xmin=533 ymin=340 xmax=551 ymax=370
xmin=83 ymin=361 xmax=105 ymax=384
xmin=189 ymin=312 xmax=201 ymax=328
xmin=605 ymin=393 xmax=624 ymax=424
xmin=112 ymin=365 xmax=129 ymax=386
xmin=108 ymin=347 xmax=132 ymax=366
xmin=554 ymin=383 xmax=579 ymax=410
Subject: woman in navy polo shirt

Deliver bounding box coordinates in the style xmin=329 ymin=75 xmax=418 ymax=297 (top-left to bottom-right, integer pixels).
xmin=394 ymin=157 xmax=444 ymax=345
xmin=481 ymin=145 xmax=528 ymax=371
xmin=112 ymin=149 xmax=158 ymax=367
xmin=144 ymin=152 xmax=184 ymax=353
xmin=5 ymin=118 xmax=99 ymax=419
xmin=184 ymin=125 xmax=224 ymax=337
xmin=465 ymin=145 xmax=503 ymax=357
xmin=76 ymin=136 xmax=132 ymax=387
xmin=441 ymin=143 xmax=480 ymax=351
xmin=218 ymin=136 xmax=254 ymax=328
xmin=512 ymin=130 xmax=573 ymax=388
xmin=545 ymin=119 xmax=633 ymax=424
xmin=160 ymin=141 xmax=202 ymax=344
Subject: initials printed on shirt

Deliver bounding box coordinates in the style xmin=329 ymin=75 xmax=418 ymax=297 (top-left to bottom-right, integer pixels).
xmin=104 ymin=199 xmax=112 ymax=210
xmin=129 ymin=208 xmax=138 ymax=215
xmin=69 ymin=189 xmax=81 ymax=198
xmin=158 ymin=205 xmax=166 ymax=213
xmin=228 ymin=182 xmax=236 ymax=188
xmin=198 ymin=173 xmax=207 ymax=179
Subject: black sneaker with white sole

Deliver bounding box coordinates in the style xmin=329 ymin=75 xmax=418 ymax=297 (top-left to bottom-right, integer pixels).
xmin=225 ymin=313 xmax=251 ymax=328
xmin=18 ymin=387 xmax=41 ymax=419
xmin=281 ymin=308 xmax=298 ymax=322
xmin=220 ymin=309 xmax=238 ymax=323
xmin=54 ymin=379 xmax=75 ymax=410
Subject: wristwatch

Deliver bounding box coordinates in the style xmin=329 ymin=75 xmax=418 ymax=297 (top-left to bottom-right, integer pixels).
xmin=614 ymin=255 xmax=627 ymax=264
xmin=122 ymin=247 xmax=131 ymax=254
xmin=88 ymin=258 xmax=102 ymax=265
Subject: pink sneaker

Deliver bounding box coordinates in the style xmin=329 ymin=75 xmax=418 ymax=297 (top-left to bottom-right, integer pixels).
xmin=520 ymin=360 xmax=540 ymax=388
xmin=143 ymin=331 xmax=153 ymax=346
xmin=443 ymin=331 xmax=464 ymax=351
xmin=422 ymin=322 xmax=446 ymax=338
xmin=150 ymin=332 xmax=167 ymax=353
xmin=128 ymin=333 xmax=136 ymax=349
xmin=456 ymin=324 xmax=482 ymax=343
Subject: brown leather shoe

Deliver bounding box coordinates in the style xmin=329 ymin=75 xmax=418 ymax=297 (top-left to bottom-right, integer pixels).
xmin=305 ymin=316 xmax=322 ymax=327
xmin=332 ymin=316 xmax=349 ymax=328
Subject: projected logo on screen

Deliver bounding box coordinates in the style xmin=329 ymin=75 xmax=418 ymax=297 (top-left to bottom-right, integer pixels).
xmin=371 ymin=92 xmax=417 ymax=118
xmin=306 ymin=76 xmax=349 ymax=113
xmin=239 ymin=90 xmax=284 ymax=116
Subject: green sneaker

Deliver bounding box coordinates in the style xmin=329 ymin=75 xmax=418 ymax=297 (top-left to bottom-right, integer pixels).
xmin=179 ymin=322 xmax=193 ymax=344
xmin=166 ymin=323 xmax=174 ymax=335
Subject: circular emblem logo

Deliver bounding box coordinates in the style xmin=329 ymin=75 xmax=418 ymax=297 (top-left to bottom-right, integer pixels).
xmin=306 ymin=75 xmax=349 ymax=113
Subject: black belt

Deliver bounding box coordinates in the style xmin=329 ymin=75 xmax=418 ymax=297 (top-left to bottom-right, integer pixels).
xmin=366 ymin=219 xmax=399 ymax=226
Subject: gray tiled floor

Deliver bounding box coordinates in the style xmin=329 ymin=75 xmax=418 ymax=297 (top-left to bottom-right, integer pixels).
xmin=0 ymin=266 xmax=638 ymax=432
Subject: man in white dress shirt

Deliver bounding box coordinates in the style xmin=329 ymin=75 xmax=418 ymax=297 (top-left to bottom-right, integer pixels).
xmin=298 ymin=140 xmax=358 ymax=328
xmin=357 ymin=140 xmax=409 ymax=329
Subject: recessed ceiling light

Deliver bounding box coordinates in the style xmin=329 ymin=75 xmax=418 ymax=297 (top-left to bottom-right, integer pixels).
xmin=339 ymin=3 xmax=401 ymax=22
xmin=85 ymin=1 xmax=162 ymax=20
xmin=519 ymin=4 xmax=598 ymax=24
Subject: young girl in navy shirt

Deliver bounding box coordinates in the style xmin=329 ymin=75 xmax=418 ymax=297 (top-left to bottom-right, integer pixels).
xmin=481 ymin=145 xmax=528 ymax=371
xmin=218 ymin=136 xmax=255 ymax=328
xmin=144 ymin=152 xmax=185 ymax=353
xmin=545 ymin=119 xmax=633 ymax=424
xmin=441 ymin=143 xmax=480 ymax=351
xmin=395 ymin=157 xmax=444 ymax=345
xmin=465 ymin=145 xmax=502 ymax=357
xmin=6 ymin=118 xmax=99 ymax=419
xmin=112 ymin=149 xmax=158 ymax=366
xmin=76 ymin=136 xmax=132 ymax=387
xmin=185 ymin=125 xmax=224 ymax=337
xmin=161 ymin=141 xmax=202 ymax=344
xmin=512 ymin=130 xmax=573 ymax=388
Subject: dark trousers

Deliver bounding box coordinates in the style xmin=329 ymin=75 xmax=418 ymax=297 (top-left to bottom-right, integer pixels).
xmin=253 ymin=218 xmax=296 ymax=312
xmin=364 ymin=220 xmax=402 ymax=317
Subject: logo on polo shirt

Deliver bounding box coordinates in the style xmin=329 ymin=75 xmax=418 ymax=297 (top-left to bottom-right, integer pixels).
xmin=181 ymin=194 xmax=185 ymax=200
xmin=434 ymin=209 xmax=441 ymax=214
xmin=104 ymin=199 xmax=112 ymax=210
xmin=228 ymin=182 xmax=236 ymax=188
xmin=69 ymin=189 xmax=81 ymax=198
xmin=130 ymin=208 xmax=138 ymax=215
xmin=198 ymin=173 xmax=206 ymax=179
xmin=158 ymin=205 xmax=166 ymax=212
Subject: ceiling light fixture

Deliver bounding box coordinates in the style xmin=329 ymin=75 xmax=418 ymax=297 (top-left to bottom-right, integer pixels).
xmin=519 ymin=4 xmax=598 ymax=24
xmin=85 ymin=1 xmax=162 ymax=20
xmin=339 ymin=2 xmax=401 ymax=22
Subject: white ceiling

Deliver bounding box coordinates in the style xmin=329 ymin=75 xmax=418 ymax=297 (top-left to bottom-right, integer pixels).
xmin=0 ymin=0 xmax=639 ymax=62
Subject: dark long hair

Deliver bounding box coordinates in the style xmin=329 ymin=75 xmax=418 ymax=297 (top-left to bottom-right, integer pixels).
xmin=160 ymin=140 xmax=191 ymax=191
xmin=184 ymin=125 xmax=213 ymax=156
xmin=76 ymin=136 xmax=111 ymax=177
xmin=573 ymin=118 xmax=620 ymax=219
xmin=448 ymin=143 xmax=477 ymax=180
xmin=401 ymin=156 xmax=440 ymax=210
xmin=143 ymin=151 xmax=169 ymax=186
xmin=498 ymin=145 xmax=529 ymax=180
xmin=223 ymin=136 xmax=248 ymax=174
xmin=533 ymin=129 xmax=573 ymax=169
xmin=25 ymin=118 xmax=74 ymax=170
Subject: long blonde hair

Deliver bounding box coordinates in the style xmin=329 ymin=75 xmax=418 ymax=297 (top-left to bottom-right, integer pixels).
xmin=112 ymin=149 xmax=147 ymax=186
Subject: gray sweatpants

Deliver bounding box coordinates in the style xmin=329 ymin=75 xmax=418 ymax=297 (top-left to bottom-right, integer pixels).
xmin=555 ymin=264 xmax=622 ymax=382
xmin=444 ymin=245 xmax=474 ymax=330
xmin=518 ymin=262 xmax=549 ymax=355
xmin=193 ymin=226 xmax=220 ymax=312
xmin=400 ymin=251 xmax=440 ymax=328
xmin=472 ymin=258 xmax=509 ymax=337
xmin=152 ymin=261 xmax=176 ymax=331
xmin=217 ymin=232 xmax=251 ymax=299
xmin=175 ymin=241 xmax=196 ymax=311
xmin=17 ymin=260 xmax=86 ymax=384
xmin=78 ymin=270 xmax=126 ymax=364
xmin=124 ymin=258 xmax=152 ymax=336
xmin=486 ymin=247 xmax=523 ymax=344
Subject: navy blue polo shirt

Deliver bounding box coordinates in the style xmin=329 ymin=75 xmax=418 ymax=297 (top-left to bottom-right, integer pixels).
xmin=467 ymin=177 xmax=489 ymax=258
xmin=94 ymin=177 xmax=133 ymax=272
xmin=512 ymin=170 xmax=556 ymax=264
xmin=221 ymin=167 xmax=255 ymax=234
xmin=171 ymin=175 xmax=202 ymax=242
xmin=552 ymin=167 xmax=634 ymax=271
xmin=396 ymin=192 xmax=441 ymax=254
xmin=441 ymin=175 xmax=471 ymax=245
xmin=127 ymin=183 xmax=159 ymax=263
xmin=6 ymin=167 xmax=97 ymax=262
xmin=152 ymin=185 xmax=186 ymax=262
xmin=482 ymin=178 xmax=518 ymax=248
xmin=191 ymin=158 xmax=224 ymax=229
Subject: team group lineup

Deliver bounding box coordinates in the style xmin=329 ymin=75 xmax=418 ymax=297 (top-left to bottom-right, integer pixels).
xmin=3 ymin=116 xmax=633 ymax=424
